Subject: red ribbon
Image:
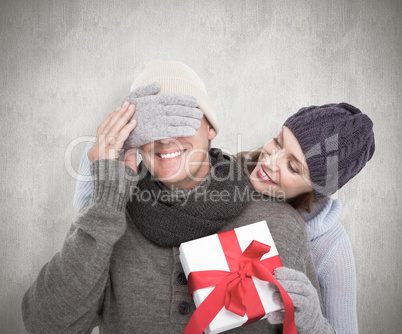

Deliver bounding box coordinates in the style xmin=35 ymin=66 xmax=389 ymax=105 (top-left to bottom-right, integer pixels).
xmin=183 ymin=229 xmax=297 ymax=334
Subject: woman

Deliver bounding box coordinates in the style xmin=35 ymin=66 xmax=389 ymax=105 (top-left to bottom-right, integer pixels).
xmin=238 ymin=102 xmax=375 ymax=333
xmin=74 ymin=102 xmax=374 ymax=334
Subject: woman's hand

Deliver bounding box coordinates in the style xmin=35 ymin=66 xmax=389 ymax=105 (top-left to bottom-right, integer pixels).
xmin=268 ymin=267 xmax=335 ymax=334
xmin=87 ymin=101 xmax=138 ymax=172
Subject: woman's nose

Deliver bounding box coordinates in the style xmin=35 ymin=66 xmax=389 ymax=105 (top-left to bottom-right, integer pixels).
xmin=262 ymin=149 xmax=282 ymax=172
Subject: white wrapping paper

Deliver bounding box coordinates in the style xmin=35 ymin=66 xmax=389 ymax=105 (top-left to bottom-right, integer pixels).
xmin=179 ymin=221 xmax=283 ymax=334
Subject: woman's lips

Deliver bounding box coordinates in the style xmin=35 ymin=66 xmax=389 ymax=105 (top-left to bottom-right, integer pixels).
xmin=257 ymin=165 xmax=278 ymax=185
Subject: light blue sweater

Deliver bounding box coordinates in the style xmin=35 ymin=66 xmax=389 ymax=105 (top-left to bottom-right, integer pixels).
xmin=73 ymin=141 xmax=358 ymax=333
xmin=302 ymin=198 xmax=358 ymax=334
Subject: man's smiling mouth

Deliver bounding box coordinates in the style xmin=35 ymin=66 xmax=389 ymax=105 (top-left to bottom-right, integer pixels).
xmin=156 ymin=150 xmax=186 ymax=159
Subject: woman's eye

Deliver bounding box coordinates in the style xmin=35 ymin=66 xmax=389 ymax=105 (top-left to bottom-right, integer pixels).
xmin=273 ymin=137 xmax=281 ymax=147
xmin=287 ymin=160 xmax=299 ymax=174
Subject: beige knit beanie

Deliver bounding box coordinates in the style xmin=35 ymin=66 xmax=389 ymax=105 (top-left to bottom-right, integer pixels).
xmin=130 ymin=60 xmax=219 ymax=134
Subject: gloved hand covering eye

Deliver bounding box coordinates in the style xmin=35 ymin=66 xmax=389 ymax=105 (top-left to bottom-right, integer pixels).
xmin=122 ymin=82 xmax=203 ymax=149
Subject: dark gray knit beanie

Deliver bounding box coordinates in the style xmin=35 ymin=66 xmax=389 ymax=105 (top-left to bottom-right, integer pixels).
xmin=283 ymin=103 xmax=375 ymax=199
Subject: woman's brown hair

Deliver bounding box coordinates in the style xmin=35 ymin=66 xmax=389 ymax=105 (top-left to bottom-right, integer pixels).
xmin=236 ymin=149 xmax=318 ymax=213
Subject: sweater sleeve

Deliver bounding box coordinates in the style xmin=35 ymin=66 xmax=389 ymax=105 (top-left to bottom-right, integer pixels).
xmin=286 ymin=210 xmax=323 ymax=310
xmin=73 ymin=138 xmax=95 ymax=212
xmin=279 ymin=213 xmax=335 ymax=334
xmin=299 ymin=230 xmax=336 ymax=334
xmin=318 ymin=232 xmax=358 ymax=334
xmin=22 ymin=159 xmax=138 ymax=333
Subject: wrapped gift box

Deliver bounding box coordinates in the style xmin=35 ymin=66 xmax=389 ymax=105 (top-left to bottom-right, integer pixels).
xmin=179 ymin=221 xmax=284 ymax=334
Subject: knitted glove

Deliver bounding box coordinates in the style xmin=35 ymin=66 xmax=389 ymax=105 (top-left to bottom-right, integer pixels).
xmin=123 ymin=81 xmax=161 ymax=100
xmin=267 ymin=267 xmax=335 ymax=334
xmin=122 ymin=82 xmax=203 ymax=148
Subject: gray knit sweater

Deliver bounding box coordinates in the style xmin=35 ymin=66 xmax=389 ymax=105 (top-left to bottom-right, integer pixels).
xmin=22 ymin=159 xmax=322 ymax=334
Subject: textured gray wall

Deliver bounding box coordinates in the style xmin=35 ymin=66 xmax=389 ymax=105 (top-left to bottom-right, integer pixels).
xmin=1 ymin=0 xmax=401 ymax=333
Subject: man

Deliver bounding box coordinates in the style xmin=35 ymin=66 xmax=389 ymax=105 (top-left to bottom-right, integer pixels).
xmin=22 ymin=61 xmax=333 ymax=333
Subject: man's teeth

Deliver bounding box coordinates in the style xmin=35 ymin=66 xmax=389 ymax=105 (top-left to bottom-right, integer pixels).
xmin=159 ymin=150 xmax=185 ymax=159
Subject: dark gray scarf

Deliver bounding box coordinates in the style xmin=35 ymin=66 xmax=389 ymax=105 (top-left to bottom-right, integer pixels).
xmin=127 ymin=148 xmax=251 ymax=247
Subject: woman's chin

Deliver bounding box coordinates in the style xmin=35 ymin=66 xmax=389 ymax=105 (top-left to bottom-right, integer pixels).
xmin=250 ymin=179 xmax=287 ymax=200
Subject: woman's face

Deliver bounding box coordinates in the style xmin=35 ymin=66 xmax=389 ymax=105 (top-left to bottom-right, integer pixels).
xmin=250 ymin=126 xmax=313 ymax=200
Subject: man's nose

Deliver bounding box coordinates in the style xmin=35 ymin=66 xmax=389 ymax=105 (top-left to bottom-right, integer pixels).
xmin=157 ymin=138 xmax=176 ymax=145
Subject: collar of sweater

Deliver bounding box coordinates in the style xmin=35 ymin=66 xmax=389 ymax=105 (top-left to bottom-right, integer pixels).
xmin=151 ymin=163 xmax=214 ymax=201
xmin=301 ymin=198 xmax=342 ymax=241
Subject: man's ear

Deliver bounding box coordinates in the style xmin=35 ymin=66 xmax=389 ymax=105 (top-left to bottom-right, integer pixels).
xmin=208 ymin=126 xmax=217 ymax=141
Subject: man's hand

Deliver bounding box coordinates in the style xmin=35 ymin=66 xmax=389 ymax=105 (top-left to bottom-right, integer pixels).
xmin=87 ymin=101 xmax=139 ymax=172
xmin=87 ymin=82 xmax=161 ymax=172
xmin=87 ymin=82 xmax=202 ymax=173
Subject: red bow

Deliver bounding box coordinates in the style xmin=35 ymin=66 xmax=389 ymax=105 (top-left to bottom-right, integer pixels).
xmin=183 ymin=229 xmax=297 ymax=334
